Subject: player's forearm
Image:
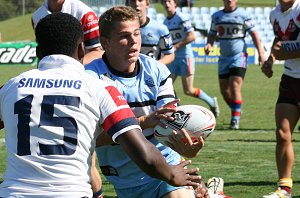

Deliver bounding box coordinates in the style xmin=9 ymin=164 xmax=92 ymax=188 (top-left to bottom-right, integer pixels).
xmin=117 ymin=129 xmax=177 ymax=182
xmin=174 ymin=32 xmax=195 ymax=50
xmin=250 ymin=31 xmax=265 ymax=59
xmin=159 ymin=53 xmax=175 ymax=65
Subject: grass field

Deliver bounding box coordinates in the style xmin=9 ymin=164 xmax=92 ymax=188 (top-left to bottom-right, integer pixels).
xmin=0 ymin=63 xmax=299 ymax=197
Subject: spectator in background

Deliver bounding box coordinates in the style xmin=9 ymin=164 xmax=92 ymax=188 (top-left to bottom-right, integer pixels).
xmin=262 ymin=0 xmax=300 ymax=197
xmin=32 ymin=0 xmax=104 ymax=65
xmin=126 ymin=0 xmax=175 ymax=65
xmin=161 ymin=0 xmax=220 ymax=118
xmin=204 ymin=0 xmax=265 ymax=129
xmin=86 ymin=6 xmax=207 ymax=198
xmin=0 ymin=12 xmax=200 ymax=197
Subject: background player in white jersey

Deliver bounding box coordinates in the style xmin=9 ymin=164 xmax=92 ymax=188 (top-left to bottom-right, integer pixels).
xmin=32 ymin=0 xmax=103 ymax=65
xmin=161 ymin=0 xmax=220 ymax=118
xmin=0 ymin=12 xmax=201 ymax=198
xmin=262 ymin=0 xmax=300 ymax=197
xmin=204 ymin=0 xmax=266 ymax=129
xmin=126 ymin=0 xmax=175 ymax=65
xmin=85 ymin=6 xmax=208 ymax=198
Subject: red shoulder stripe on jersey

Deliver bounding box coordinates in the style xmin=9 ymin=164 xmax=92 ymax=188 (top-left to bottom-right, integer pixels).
xmin=105 ymin=86 xmax=128 ymax=107
xmin=102 ymin=108 xmax=136 ymax=133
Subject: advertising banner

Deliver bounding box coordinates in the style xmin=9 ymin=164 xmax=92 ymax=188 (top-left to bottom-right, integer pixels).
xmin=0 ymin=41 xmax=37 ymax=66
xmin=192 ymin=43 xmax=256 ymax=65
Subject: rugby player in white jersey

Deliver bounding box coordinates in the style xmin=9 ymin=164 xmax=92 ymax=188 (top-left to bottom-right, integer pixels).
xmin=0 ymin=12 xmax=201 ymax=198
xmin=32 ymin=0 xmax=103 ymax=65
xmin=86 ymin=6 xmax=209 ymax=198
xmin=262 ymin=0 xmax=300 ymax=197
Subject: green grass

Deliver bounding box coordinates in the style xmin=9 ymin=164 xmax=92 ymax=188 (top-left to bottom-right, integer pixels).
xmin=1 ymin=64 xmax=299 ymax=197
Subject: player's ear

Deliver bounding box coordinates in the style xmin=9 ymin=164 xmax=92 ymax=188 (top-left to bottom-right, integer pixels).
xmin=100 ymin=37 xmax=108 ymax=51
xmin=78 ymin=42 xmax=85 ymax=63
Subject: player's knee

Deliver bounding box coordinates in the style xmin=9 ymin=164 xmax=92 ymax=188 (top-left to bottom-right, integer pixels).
xmin=276 ymin=128 xmax=292 ymax=143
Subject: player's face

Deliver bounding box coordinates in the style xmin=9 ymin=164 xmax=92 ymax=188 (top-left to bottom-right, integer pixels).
xmin=102 ymin=19 xmax=141 ymax=68
xmin=278 ymin=0 xmax=295 ymax=12
xmin=127 ymin=0 xmax=149 ymax=20
xmin=223 ymin=0 xmax=237 ymax=11
xmin=162 ymin=0 xmax=177 ymax=15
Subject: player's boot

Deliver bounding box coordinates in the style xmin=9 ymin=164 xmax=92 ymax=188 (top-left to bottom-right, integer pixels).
xmin=263 ymin=188 xmax=292 ymax=198
xmin=207 ymin=177 xmax=232 ymax=198
xmin=229 ymin=119 xmax=239 ymax=130
xmin=210 ymin=97 xmax=220 ymax=118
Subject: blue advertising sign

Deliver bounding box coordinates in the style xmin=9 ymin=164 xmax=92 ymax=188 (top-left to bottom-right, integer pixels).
xmin=192 ymin=43 xmax=256 ymax=64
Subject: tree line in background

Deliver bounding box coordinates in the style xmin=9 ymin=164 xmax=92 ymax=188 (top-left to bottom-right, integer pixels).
xmin=0 ymin=0 xmax=43 ymax=21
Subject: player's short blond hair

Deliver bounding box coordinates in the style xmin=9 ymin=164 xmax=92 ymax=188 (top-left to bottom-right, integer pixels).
xmin=99 ymin=6 xmax=139 ymax=38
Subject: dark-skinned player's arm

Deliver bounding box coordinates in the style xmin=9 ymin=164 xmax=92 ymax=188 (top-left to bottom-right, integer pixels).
xmin=115 ymin=128 xmax=200 ymax=188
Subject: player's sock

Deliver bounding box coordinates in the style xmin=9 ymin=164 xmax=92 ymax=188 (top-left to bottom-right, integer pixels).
xmin=93 ymin=189 xmax=104 ymax=198
xmin=278 ymin=178 xmax=293 ymax=194
xmin=193 ymin=88 xmax=214 ymax=107
xmin=230 ymin=100 xmax=242 ymax=122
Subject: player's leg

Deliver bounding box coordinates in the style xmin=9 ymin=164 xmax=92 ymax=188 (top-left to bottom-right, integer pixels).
xmin=227 ymin=53 xmax=247 ymax=129
xmin=91 ymin=152 xmax=104 ymax=198
xmin=162 ymin=188 xmax=195 ymax=198
xmin=180 ymin=57 xmax=219 ymax=117
xmin=263 ymin=75 xmax=300 ymax=198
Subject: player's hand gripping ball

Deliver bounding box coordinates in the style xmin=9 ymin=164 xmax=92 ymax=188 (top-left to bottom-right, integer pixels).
xmin=154 ymin=105 xmax=216 ymax=145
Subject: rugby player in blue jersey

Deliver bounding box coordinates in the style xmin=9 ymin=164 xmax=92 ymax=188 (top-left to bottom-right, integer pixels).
xmin=161 ymin=0 xmax=220 ymax=119
xmin=204 ymin=0 xmax=266 ymax=129
xmin=126 ymin=0 xmax=175 ymax=65
xmin=86 ymin=6 xmax=209 ymax=198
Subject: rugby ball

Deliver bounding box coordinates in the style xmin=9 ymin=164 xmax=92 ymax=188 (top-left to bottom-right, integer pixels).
xmin=154 ymin=105 xmax=216 ymax=145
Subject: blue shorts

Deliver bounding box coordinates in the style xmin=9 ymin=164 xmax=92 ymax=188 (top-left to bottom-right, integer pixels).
xmin=115 ymin=179 xmax=187 ymax=198
xmin=168 ymin=57 xmax=195 ymax=76
xmin=218 ymin=52 xmax=248 ymax=78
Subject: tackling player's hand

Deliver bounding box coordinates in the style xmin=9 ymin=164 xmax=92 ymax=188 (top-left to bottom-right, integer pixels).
xmin=166 ymin=129 xmax=204 ymax=158
xmin=261 ymin=55 xmax=274 ymax=78
xmin=167 ymin=160 xmax=201 ymax=188
xmin=204 ymin=44 xmax=212 ymax=55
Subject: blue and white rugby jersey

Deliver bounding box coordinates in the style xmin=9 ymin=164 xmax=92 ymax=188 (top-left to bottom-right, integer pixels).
xmin=0 ymin=55 xmax=139 ymax=197
xmin=85 ymin=53 xmax=181 ymax=189
xmin=270 ymin=0 xmax=300 ymax=79
xmin=209 ymin=7 xmax=256 ymax=57
xmin=163 ymin=12 xmax=195 ymax=57
xmin=140 ymin=17 xmax=174 ymax=60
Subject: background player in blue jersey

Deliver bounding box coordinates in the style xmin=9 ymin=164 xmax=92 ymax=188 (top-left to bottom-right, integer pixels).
xmin=262 ymin=0 xmax=300 ymax=197
xmin=86 ymin=6 xmax=209 ymax=198
xmin=0 ymin=12 xmax=201 ymax=198
xmin=204 ymin=0 xmax=266 ymax=129
xmin=126 ymin=0 xmax=175 ymax=65
xmin=161 ymin=0 xmax=220 ymax=118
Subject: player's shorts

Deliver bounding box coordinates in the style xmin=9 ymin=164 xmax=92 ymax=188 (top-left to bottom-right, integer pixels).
xmin=218 ymin=52 xmax=248 ymax=79
xmin=276 ymin=74 xmax=300 ymax=107
xmin=114 ymin=179 xmax=189 ymax=198
xmin=168 ymin=57 xmax=195 ymax=76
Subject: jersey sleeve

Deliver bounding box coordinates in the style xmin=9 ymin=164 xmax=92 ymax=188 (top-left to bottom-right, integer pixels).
xmin=208 ymin=13 xmax=217 ymax=36
xmin=159 ymin=26 xmax=174 ymax=54
xmin=156 ymin=63 xmax=175 ymax=108
xmin=100 ymin=85 xmax=141 ymax=142
xmin=80 ymin=11 xmax=101 ymax=49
